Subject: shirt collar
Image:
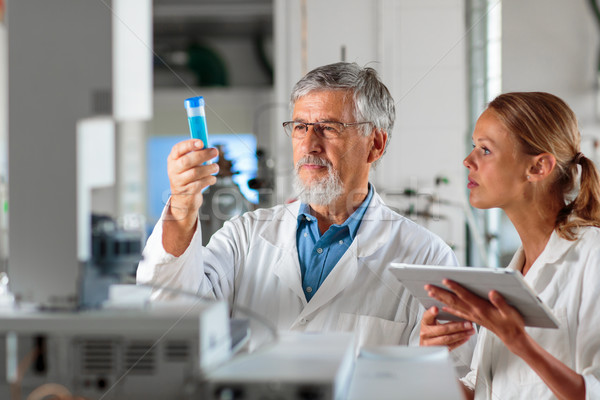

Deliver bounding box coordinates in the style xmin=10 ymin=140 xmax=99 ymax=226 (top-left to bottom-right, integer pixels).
xmin=297 ymin=184 xmax=374 ymax=240
xmin=506 ymin=228 xmax=579 ymax=272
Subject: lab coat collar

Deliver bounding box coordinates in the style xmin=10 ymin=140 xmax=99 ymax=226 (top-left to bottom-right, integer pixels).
xmin=260 ymin=190 xmax=393 ymax=257
xmin=260 ymin=189 xmax=395 ymax=318
xmin=506 ymin=229 xmax=578 ymax=285
xmin=354 ymin=192 xmax=395 ymax=257
xmin=296 ymin=184 xmax=375 ymax=241
xmin=260 ymin=201 xmax=307 ymax=305
xmin=260 ymin=201 xmax=301 ymax=249
xmin=536 ymin=229 xmax=579 ymax=264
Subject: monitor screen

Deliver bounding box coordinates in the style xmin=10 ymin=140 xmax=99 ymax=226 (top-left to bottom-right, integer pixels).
xmin=146 ymin=134 xmax=258 ymax=226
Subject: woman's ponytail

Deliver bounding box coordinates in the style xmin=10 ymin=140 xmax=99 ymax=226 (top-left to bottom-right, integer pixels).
xmin=556 ymin=154 xmax=600 ymax=239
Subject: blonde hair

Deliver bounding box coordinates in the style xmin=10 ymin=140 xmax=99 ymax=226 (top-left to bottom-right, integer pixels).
xmin=488 ymin=92 xmax=600 ymax=240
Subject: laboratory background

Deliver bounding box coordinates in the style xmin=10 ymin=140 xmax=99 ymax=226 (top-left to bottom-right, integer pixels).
xmin=0 ymin=0 xmax=599 ymax=399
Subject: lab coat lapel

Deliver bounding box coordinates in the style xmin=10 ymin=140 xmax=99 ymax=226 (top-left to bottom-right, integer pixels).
xmin=354 ymin=192 xmax=393 ymax=258
xmin=260 ymin=202 xmax=307 ymax=305
xmin=297 ymin=192 xmax=392 ymax=318
xmin=298 ymin=240 xmax=359 ymax=318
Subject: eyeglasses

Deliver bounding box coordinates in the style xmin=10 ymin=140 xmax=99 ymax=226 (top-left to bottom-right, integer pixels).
xmin=282 ymin=121 xmax=373 ymax=140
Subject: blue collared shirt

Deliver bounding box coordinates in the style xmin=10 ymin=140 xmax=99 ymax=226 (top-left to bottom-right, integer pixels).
xmin=296 ymin=185 xmax=374 ymax=302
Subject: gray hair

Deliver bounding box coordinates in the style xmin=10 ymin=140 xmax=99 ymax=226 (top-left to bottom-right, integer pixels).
xmin=290 ymin=62 xmax=395 ymax=143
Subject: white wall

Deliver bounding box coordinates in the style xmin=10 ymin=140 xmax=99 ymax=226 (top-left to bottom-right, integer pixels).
xmin=376 ymin=0 xmax=468 ymax=262
xmin=502 ymin=0 xmax=600 ymax=164
xmin=150 ymin=88 xmax=274 ymax=138
xmin=0 ymin=16 xmax=7 ymax=269
xmin=7 ymin=0 xmax=112 ymax=307
xmin=0 ymin=20 xmax=6 ymax=172
xmin=498 ymin=0 xmax=600 ymax=262
xmin=503 ymin=0 xmax=599 ymax=130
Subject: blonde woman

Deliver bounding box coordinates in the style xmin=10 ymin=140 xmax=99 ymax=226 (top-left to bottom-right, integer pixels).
xmin=420 ymin=92 xmax=600 ymax=399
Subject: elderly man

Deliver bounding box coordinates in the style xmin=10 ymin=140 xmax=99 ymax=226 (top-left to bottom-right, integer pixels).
xmin=137 ymin=62 xmax=471 ymax=361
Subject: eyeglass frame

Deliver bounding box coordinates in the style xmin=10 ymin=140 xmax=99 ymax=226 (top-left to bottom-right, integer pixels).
xmin=282 ymin=120 xmax=374 ymax=139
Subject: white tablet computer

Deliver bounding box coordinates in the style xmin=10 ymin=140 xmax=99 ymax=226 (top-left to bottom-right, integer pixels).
xmin=389 ymin=263 xmax=559 ymax=328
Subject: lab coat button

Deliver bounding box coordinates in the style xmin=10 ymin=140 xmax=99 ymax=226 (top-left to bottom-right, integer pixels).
xmin=316 ymin=248 xmax=323 ymax=254
xmin=299 ymin=318 xmax=308 ymax=325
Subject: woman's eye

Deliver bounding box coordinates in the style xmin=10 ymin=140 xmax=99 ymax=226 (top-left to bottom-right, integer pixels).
xmin=472 ymin=143 xmax=490 ymax=155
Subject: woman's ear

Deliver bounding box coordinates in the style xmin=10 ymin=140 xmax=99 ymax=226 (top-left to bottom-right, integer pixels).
xmin=367 ymin=129 xmax=388 ymax=164
xmin=527 ymin=153 xmax=556 ymax=181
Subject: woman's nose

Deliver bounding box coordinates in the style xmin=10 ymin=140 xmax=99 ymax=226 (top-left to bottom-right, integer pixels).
xmin=463 ymin=152 xmax=474 ymax=169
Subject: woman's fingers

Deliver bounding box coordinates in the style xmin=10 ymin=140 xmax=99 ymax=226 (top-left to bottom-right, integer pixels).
xmin=489 ymin=290 xmax=525 ymax=325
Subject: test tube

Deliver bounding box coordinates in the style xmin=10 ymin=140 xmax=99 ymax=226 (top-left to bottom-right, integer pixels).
xmin=184 ymin=96 xmax=209 ymax=147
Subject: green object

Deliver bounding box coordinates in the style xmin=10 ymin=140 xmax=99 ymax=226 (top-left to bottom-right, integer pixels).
xmin=187 ymin=43 xmax=228 ymax=87
xmin=435 ymin=176 xmax=450 ymax=185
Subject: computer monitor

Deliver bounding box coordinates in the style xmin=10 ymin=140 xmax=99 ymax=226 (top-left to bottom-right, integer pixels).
xmin=146 ymin=134 xmax=258 ymax=227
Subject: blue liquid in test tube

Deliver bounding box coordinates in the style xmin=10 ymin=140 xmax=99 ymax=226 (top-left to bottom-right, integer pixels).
xmin=184 ymin=96 xmax=209 ymax=147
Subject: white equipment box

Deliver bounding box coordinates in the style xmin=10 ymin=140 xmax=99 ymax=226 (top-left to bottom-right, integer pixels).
xmin=0 ymin=301 xmax=231 ymax=399
xmin=348 ymin=346 xmax=463 ymax=400
xmin=204 ymin=331 xmax=356 ymax=400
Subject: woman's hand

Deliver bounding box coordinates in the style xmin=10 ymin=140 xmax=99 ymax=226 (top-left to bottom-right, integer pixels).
xmin=428 ymin=280 xmax=587 ymax=399
xmin=426 ymin=280 xmax=527 ymax=353
xmin=420 ymin=305 xmax=476 ymax=351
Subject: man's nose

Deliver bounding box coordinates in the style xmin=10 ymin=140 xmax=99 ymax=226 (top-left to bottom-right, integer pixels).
xmin=298 ymin=125 xmax=323 ymax=150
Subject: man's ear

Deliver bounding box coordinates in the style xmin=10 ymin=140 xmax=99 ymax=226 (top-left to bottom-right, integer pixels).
xmin=527 ymin=153 xmax=556 ymax=181
xmin=367 ymin=129 xmax=387 ymax=164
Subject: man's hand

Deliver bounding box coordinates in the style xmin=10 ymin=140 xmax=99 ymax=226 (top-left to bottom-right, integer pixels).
xmin=166 ymin=139 xmax=219 ymax=223
xmin=162 ymin=139 xmax=218 ymax=256
xmin=420 ymin=305 xmax=476 ymax=351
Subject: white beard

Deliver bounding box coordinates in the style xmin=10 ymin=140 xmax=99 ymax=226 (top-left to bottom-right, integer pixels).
xmin=293 ymin=156 xmax=344 ymax=206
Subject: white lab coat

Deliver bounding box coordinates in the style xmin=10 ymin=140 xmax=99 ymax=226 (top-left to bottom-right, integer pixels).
xmin=461 ymin=226 xmax=600 ymax=399
xmin=138 ymin=191 xmax=469 ymax=360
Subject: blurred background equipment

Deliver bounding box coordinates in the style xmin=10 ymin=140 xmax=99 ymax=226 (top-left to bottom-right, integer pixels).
xmin=247 ymin=148 xmax=276 ymax=209
xmin=79 ymin=214 xmax=145 ymax=309
xmin=146 ymin=134 xmax=258 ymax=238
xmin=0 ymin=302 xmax=232 ymax=400
xmin=200 ymin=144 xmax=253 ymax=245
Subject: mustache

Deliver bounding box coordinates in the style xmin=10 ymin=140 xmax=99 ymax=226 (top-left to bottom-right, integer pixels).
xmin=295 ymin=155 xmax=332 ymax=170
